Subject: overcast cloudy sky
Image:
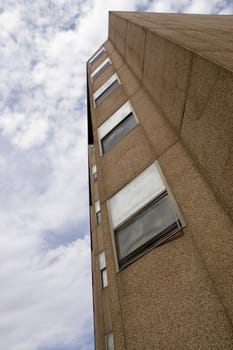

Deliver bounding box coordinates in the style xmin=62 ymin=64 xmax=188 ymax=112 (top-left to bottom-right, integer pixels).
xmin=0 ymin=0 xmax=232 ymax=349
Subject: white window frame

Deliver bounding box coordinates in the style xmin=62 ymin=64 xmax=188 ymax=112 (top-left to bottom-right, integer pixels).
xmin=97 ymin=101 xmax=138 ymax=155
xmin=99 ymin=251 xmax=108 ymax=289
xmin=89 ymin=47 xmax=105 ymax=65
xmin=93 ymin=73 xmax=121 ymax=108
xmin=107 ymin=161 xmax=185 ymax=270
xmin=91 ymin=58 xmax=111 ymax=82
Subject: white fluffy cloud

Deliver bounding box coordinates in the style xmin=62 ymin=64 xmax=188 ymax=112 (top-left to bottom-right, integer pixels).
xmin=0 ymin=0 xmax=231 ymax=349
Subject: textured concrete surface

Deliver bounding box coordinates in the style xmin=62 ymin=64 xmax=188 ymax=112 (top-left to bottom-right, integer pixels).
xmin=88 ymin=12 xmax=233 ymax=350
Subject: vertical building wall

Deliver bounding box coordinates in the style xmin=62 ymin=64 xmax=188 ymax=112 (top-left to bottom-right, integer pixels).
xmin=87 ymin=13 xmax=233 ymax=350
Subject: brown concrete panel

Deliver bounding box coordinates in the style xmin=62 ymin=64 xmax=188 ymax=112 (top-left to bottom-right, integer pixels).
xmin=101 ymin=203 xmax=127 ymax=350
xmin=181 ymin=57 xmax=233 ymax=219
xmin=102 ymin=289 xmax=112 ymax=333
xmin=92 ymin=65 xmax=115 ymax=92
xmin=159 ymin=142 xmax=233 ymax=325
xmin=117 ymin=63 xmax=140 ymax=98
xmin=143 ymin=31 xmax=166 ymax=101
xmin=111 ymin=12 xmax=233 ymax=72
xmin=108 ymin=47 xmax=124 ymax=71
xmin=92 ymin=252 xmax=105 ymax=350
xmin=126 ymin=22 xmax=146 ymax=81
xmin=95 ymin=87 xmax=127 ymax=127
xmin=118 ymin=233 xmax=233 ymax=350
xmin=159 ymin=40 xmax=192 ymax=133
xmin=104 ymin=40 xmax=115 ymax=55
xmin=130 ymin=88 xmax=177 ymax=157
xmin=113 ymin=15 xmax=128 ymax=58
xmin=108 ymin=13 xmax=116 ymax=44
xmin=99 ymin=127 xmax=154 ymax=200
xmin=96 ymin=226 xmax=104 ymax=253
xmin=89 ymin=51 xmax=109 ymax=73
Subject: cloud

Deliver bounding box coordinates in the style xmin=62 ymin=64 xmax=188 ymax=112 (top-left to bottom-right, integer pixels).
xmin=0 ymin=0 xmax=232 ymax=349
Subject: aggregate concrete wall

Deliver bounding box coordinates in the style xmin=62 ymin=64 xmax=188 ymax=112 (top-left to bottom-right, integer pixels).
xmin=88 ymin=12 xmax=233 ymax=350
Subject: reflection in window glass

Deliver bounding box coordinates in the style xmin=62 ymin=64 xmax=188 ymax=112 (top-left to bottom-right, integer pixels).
xmin=115 ymin=193 xmax=179 ymax=267
xmin=108 ymin=162 xmax=185 ymax=269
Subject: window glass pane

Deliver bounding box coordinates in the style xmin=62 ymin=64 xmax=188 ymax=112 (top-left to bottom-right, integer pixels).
xmin=115 ymin=194 xmax=179 ymax=266
xmin=105 ymin=333 xmax=114 ymax=350
xmin=99 ymin=251 xmax=106 ymax=269
xmin=95 ymin=80 xmax=120 ymax=106
xmin=109 ymin=164 xmax=166 ymax=228
xmin=91 ymin=58 xmax=111 ymax=81
xmin=101 ymin=268 xmax=108 ymax=288
xmin=102 ymin=112 xmax=137 ymax=153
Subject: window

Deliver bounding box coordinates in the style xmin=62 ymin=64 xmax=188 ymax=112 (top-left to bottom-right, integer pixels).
xmin=108 ymin=162 xmax=185 ymax=269
xmin=98 ymin=101 xmax=138 ymax=154
xmin=91 ymin=58 xmax=111 ymax=81
xmin=95 ymin=200 xmax=101 ymax=225
xmin=92 ymin=164 xmax=97 ymax=182
xmin=105 ymin=332 xmax=114 ymax=350
xmin=99 ymin=251 xmax=108 ymax=288
xmin=90 ymin=144 xmax=95 ymax=153
xmin=93 ymin=74 xmax=120 ymax=107
xmin=89 ymin=47 xmax=105 ymax=65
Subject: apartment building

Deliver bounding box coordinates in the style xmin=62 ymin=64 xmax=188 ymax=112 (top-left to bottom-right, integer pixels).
xmin=87 ymin=12 xmax=233 ymax=350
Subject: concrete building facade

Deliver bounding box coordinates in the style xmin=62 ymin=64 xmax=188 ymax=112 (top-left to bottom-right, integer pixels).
xmin=87 ymin=12 xmax=233 ymax=350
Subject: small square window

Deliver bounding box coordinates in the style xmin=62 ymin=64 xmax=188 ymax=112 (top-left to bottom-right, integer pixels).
xmin=93 ymin=74 xmax=120 ymax=107
xmin=105 ymin=332 xmax=114 ymax=350
xmin=91 ymin=58 xmax=111 ymax=81
xmin=108 ymin=162 xmax=185 ymax=269
xmin=98 ymin=101 xmax=138 ymax=154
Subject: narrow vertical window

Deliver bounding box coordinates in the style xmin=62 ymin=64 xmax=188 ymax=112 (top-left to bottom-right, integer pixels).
xmin=95 ymin=200 xmax=101 ymax=225
xmin=99 ymin=251 xmax=108 ymax=288
xmin=92 ymin=164 xmax=97 ymax=182
xmin=105 ymin=332 xmax=114 ymax=350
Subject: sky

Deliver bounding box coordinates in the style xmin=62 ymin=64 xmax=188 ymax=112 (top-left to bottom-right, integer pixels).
xmin=0 ymin=0 xmax=232 ymax=350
